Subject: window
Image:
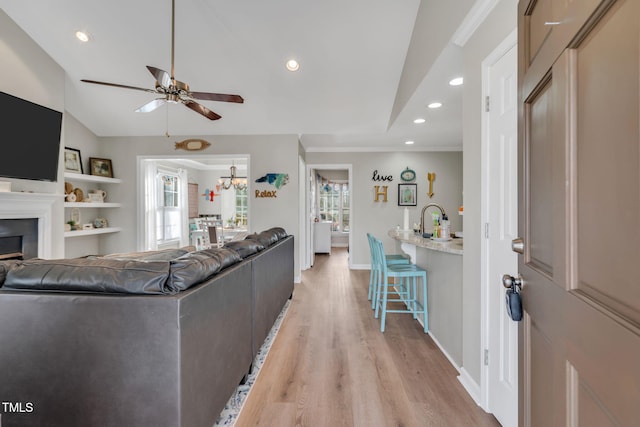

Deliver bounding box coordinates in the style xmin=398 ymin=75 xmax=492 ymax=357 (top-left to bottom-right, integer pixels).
xmin=318 ymin=183 xmax=349 ymax=232
xmin=235 ymin=187 xmax=248 ymax=226
xmin=157 ymin=172 xmax=181 ymax=243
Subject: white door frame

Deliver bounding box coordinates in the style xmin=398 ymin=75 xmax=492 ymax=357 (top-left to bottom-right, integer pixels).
xmin=136 ymin=154 xmax=250 ymax=252
xmin=304 ymin=163 xmax=353 ymax=270
xmin=298 ymin=154 xmax=307 ymax=276
xmin=480 ymin=28 xmax=518 ymax=414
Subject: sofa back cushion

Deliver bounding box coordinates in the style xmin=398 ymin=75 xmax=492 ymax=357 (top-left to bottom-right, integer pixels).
xmin=266 ymin=227 xmax=288 ymax=240
xmin=0 ymin=260 xmax=20 ymax=287
xmin=167 ymin=248 xmax=241 ymax=292
xmin=3 ymin=258 xmax=171 ymax=294
xmin=245 ymin=231 xmax=278 ymax=248
xmin=100 ymin=246 xmax=195 ymax=261
xmin=224 ymin=240 xmax=265 ymax=258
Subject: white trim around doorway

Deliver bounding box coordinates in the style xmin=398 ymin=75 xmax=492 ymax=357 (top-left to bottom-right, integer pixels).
xmin=479 ymin=28 xmax=518 ymax=414
xmin=304 ymin=163 xmax=353 ymax=270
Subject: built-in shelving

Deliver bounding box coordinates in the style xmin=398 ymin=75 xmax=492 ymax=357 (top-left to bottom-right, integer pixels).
xmin=64 ymin=227 xmax=122 ymax=238
xmin=64 ymin=202 xmax=121 ymax=208
xmin=63 ymin=172 xmax=122 ymax=184
xmin=64 ymin=172 xmax=122 ymax=240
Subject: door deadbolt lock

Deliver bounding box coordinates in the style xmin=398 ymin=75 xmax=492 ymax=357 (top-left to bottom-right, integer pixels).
xmin=511 ymin=237 xmax=524 ymax=254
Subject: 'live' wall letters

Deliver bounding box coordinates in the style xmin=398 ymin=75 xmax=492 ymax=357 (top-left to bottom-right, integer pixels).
xmin=371 ymin=170 xmax=393 ymax=182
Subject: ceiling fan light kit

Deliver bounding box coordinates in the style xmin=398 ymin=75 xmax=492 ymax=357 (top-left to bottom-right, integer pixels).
xmin=81 ymin=0 xmax=243 ymax=121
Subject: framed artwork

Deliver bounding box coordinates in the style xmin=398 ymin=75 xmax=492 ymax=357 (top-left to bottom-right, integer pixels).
xmin=64 ymin=147 xmax=83 ymax=173
xmin=398 ymin=183 xmax=417 ymax=206
xmin=89 ymin=157 xmax=113 ymax=178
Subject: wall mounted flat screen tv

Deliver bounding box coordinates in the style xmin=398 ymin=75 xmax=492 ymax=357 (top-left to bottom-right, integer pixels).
xmin=0 ymin=91 xmax=63 ymax=182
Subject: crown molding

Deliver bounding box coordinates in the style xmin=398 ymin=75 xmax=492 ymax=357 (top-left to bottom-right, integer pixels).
xmin=451 ymin=0 xmax=501 ymax=47
xmin=304 ymin=145 xmax=462 ymax=153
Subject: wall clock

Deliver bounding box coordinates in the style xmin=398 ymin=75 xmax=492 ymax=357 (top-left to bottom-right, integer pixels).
xmin=400 ymin=167 xmax=416 ymax=182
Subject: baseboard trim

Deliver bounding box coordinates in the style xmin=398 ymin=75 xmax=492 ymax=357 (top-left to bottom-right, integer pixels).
xmin=350 ymin=263 xmax=370 ymax=270
xmin=294 ymin=275 xmax=301 ymax=284
xmin=423 ymin=323 xmax=484 ymax=409
xmin=428 ymin=331 xmax=461 ymax=374
xmin=457 ymin=368 xmax=483 ymax=408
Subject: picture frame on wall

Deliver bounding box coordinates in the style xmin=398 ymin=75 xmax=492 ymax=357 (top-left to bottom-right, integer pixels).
xmin=89 ymin=157 xmax=114 ymax=178
xmin=64 ymin=147 xmax=83 ymax=173
xmin=398 ymin=183 xmax=417 ymax=206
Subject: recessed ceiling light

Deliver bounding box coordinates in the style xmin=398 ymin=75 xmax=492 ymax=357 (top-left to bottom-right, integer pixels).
xmin=75 ymin=31 xmax=90 ymax=42
xmin=427 ymin=102 xmax=442 ymax=109
xmin=405 ymin=140 xmax=415 ymax=145
xmin=413 ymin=118 xmax=426 ymax=124
xmin=285 ymin=59 xmax=299 ymax=72
xmin=449 ymin=77 xmax=464 ymax=86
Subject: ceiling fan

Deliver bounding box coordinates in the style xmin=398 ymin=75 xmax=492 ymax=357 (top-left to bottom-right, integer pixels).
xmin=81 ymin=0 xmax=243 ymax=121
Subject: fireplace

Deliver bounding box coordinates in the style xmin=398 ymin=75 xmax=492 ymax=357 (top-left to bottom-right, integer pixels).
xmin=0 ymin=218 xmax=38 ymax=259
xmin=0 ymin=191 xmax=59 ymax=259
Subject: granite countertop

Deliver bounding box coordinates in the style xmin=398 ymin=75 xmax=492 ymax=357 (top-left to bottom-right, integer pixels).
xmin=388 ymin=228 xmax=463 ymax=255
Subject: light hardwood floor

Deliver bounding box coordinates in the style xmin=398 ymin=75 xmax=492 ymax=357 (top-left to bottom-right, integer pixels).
xmin=235 ymin=248 xmax=500 ymax=427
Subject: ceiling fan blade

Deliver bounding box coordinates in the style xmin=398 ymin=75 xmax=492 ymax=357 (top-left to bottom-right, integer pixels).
xmin=183 ymin=100 xmax=221 ymax=120
xmin=81 ymin=79 xmax=157 ymax=94
xmin=189 ymin=92 xmax=244 ymax=103
xmin=135 ymin=98 xmax=166 ymax=113
xmin=146 ymin=66 xmax=172 ymax=88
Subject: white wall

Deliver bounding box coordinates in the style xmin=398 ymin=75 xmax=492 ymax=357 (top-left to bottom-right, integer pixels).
xmin=306 ymin=151 xmax=462 ymax=267
xmin=461 ymin=0 xmax=517 ymax=386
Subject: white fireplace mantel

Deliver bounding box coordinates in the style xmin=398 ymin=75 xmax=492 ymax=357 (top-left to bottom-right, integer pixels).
xmin=0 ymin=192 xmax=61 ymax=258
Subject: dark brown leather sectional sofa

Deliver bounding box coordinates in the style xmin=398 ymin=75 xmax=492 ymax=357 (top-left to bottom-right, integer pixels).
xmin=0 ymin=228 xmax=294 ymax=427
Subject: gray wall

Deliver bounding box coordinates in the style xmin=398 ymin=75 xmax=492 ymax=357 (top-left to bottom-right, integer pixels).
xmin=461 ymin=0 xmax=517 ymax=385
xmin=0 ymin=10 xmax=66 ymax=258
xmin=96 ymin=134 xmax=301 ymax=277
xmin=306 ymin=151 xmax=462 ymax=267
xmin=63 ymin=113 xmax=103 ymax=258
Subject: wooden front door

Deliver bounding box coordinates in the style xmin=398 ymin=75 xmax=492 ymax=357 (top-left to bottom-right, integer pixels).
xmin=517 ymin=0 xmax=640 ymax=425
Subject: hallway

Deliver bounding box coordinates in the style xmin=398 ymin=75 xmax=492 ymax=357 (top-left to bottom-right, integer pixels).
xmin=235 ymin=248 xmax=500 ymax=426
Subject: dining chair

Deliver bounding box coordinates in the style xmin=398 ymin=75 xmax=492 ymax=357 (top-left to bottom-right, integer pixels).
xmin=372 ymin=236 xmax=428 ymax=333
xmin=193 ymin=218 xmax=222 ymax=249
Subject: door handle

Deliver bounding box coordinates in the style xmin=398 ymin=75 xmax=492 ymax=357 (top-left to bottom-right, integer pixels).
xmin=502 ymin=274 xmax=523 ymax=289
xmin=511 ymin=237 xmax=524 ymax=254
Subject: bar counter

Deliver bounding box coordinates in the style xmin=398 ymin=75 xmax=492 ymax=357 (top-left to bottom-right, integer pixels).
xmin=388 ymin=229 xmax=463 ymax=368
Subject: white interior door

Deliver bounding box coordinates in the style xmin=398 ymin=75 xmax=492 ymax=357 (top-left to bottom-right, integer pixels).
xmin=484 ymin=40 xmax=518 ymax=427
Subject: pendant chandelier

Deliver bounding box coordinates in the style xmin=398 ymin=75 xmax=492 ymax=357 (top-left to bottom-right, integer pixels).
xmin=219 ymin=165 xmax=247 ymax=191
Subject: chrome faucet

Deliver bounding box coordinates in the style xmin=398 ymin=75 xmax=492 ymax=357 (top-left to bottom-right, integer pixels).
xmin=419 ymin=203 xmax=447 ymax=235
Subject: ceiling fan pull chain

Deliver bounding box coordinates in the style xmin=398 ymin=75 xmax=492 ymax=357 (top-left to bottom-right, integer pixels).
xmin=165 ymin=102 xmax=170 ymax=137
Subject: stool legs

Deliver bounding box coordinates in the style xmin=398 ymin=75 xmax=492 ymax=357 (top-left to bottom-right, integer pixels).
xmin=422 ymin=271 xmax=428 ymax=333
xmin=375 ymin=271 xmax=428 ymax=333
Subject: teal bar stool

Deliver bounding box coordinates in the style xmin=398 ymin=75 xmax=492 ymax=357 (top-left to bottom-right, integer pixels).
xmin=372 ymin=236 xmax=428 ymax=333
xmin=366 ymin=233 xmax=410 ymax=309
